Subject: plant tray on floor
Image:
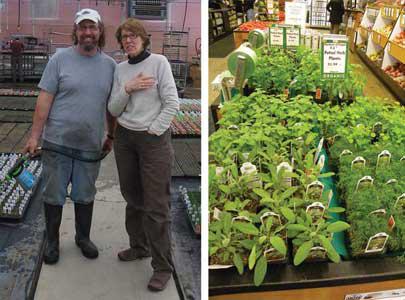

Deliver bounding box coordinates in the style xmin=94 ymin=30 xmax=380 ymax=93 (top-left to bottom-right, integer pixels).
xmin=0 ymin=89 xmax=39 ymax=97
xmin=179 ymin=186 xmax=201 ymax=235
xmin=171 ymin=110 xmax=201 ymax=137
xmin=0 ymin=153 xmax=42 ymax=221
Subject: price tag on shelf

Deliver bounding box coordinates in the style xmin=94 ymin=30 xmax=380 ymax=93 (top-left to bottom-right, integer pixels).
xmin=321 ymin=35 xmax=348 ymax=79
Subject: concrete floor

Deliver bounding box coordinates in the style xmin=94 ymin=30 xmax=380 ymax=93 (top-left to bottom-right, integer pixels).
xmin=209 ymin=34 xmax=399 ymax=104
xmin=34 ymin=151 xmax=180 ymax=300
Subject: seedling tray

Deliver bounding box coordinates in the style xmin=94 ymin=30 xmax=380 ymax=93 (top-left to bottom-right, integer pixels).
xmin=0 ymin=153 xmax=42 ymax=222
xmin=179 ymin=187 xmax=201 ymax=235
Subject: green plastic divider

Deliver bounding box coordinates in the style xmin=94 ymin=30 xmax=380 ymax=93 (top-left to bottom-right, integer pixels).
xmin=318 ymin=147 xmax=350 ymax=259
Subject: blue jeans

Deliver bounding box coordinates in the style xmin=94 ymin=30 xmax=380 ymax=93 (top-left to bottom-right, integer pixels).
xmin=40 ymin=141 xmax=101 ymax=206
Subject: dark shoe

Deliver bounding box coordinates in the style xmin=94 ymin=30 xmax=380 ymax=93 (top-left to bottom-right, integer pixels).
xmin=43 ymin=203 xmax=63 ymax=265
xmin=147 ymin=272 xmax=171 ymax=292
xmin=117 ymin=248 xmax=151 ymax=261
xmin=74 ymin=202 xmax=98 ymax=259
xmin=75 ymin=237 xmax=99 ymax=259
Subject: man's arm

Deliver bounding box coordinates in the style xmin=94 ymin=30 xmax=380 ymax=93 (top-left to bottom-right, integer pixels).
xmin=102 ymin=110 xmax=117 ymax=153
xmin=23 ymin=90 xmax=55 ymax=154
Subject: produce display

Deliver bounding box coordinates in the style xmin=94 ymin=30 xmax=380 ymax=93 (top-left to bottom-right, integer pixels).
xmin=0 ymin=89 xmax=39 ymax=97
xmin=0 ymin=153 xmax=42 ymax=220
xmin=171 ymin=98 xmax=201 ymax=136
xmin=392 ymin=30 xmax=405 ymax=47
xmin=237 ymin=21 xmax=271 ymax=32
xmin=368 ymin=50 xmax=384 ymax=66
xmin=384 ymin=63 xmax=405 ymax=88
xmin=375 ymin=24 xmax=394 ymax=37
xmin=180 ymin=186 xmax=201 ymax=235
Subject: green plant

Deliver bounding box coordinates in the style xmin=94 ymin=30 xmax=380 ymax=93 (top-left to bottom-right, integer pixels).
xmin=287 ymin=212 xmax=350 ymax=265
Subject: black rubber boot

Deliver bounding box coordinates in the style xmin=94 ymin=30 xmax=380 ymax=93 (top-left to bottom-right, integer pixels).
xmin=43 ymin=203 xmax=63 ymax=265
xmin=74 ymin=202 xmax=99 ymax=259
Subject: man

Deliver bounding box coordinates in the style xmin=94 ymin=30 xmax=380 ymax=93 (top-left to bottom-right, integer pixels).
xmin=24 ymin=8 xmax=116 ymax=265
xmin=10 ymin=37 xmax=24 ymax=82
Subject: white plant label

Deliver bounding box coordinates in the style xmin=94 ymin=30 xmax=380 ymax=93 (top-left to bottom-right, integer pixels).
xmin=269 ymin=27 xmax=284 ymax=47
xmin=286 ymin=27 xmax=300 ymax=48
xmin=364 ymin=232 xmax=389 ymax=254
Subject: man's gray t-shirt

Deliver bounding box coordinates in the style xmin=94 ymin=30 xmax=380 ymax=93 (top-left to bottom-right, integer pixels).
xmin=38 ymin=47 xmax=116 ymax=151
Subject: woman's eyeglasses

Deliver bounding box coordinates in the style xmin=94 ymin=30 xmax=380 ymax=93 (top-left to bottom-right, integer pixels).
xmin=122 ymin=33 xmax=139 ymax=41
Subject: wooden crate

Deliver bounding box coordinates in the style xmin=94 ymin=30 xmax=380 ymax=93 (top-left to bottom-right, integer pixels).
xmin=233 ymin=30 xmax=249 ymax=48
xmin=388 ymin=42 xmax=405 ymax=64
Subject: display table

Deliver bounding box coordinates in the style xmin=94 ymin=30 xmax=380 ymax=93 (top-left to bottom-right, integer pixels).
xmin=210 ymin=279 xmax=405 ymax=299
xmin=0 ymin=186 xmax=45 ymax=299
xmin=209 ymin=257 xmax=405 ymax=296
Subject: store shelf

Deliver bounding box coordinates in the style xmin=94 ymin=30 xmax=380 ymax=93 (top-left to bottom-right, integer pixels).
xmin=381 ymin=5 xmax=401 ymax=21
xmin=387 ymin=41 xmax=405 ymax=64
xmin=210 ymin=256 xmax=405 ymax=295
xmin=310 ymin=0 xmax=330 ymax=28
xmin=371 ymin=31 xmax=389 ymax=48
xmin=356 ymin=48 xmax=405 ymax=104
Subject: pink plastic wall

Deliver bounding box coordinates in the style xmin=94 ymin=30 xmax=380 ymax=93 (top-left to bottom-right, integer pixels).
xmin=0 ymin=0 xmax=201 ymax=61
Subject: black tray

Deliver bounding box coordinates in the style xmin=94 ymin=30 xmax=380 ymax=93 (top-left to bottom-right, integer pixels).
xmin=0 ymin=153 xmax=42 ymax=222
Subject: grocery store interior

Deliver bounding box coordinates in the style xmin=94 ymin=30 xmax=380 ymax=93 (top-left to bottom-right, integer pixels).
xmin=209 ymin=0 xmax=405 ymax=299
xmin=0 ymin=1 xmax=201 ymax=300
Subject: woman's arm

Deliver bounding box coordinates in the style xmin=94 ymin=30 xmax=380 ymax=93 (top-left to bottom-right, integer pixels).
xmin=148 ymin=57 xmax=179 ymax=135
xmin=107 ymin=67 xmax=131 ymax=117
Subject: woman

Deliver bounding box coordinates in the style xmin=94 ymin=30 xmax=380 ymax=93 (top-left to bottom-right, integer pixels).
xmin=326 ymin=0 xmax=345 ymax=34
xmin=108 ymin=18 xmax=179 ymax=292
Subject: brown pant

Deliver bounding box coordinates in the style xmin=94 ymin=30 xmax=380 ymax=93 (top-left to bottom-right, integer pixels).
xmin=114 ymin=125 xmax=174 ymax=273
xmin=330 ymin=24 xmax=340 ymax=34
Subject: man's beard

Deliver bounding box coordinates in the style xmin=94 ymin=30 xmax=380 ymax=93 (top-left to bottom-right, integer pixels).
xmin=83 ymin=43 xmax=96 ymax=52
xmin=79 ymin=36 xmax=98 ymax=52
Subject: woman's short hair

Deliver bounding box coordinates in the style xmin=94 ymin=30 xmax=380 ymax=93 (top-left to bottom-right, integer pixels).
xmin=71 ymin=21 xmax=106 ymax=49
xmin=115 ymin=18 xmax=150 ymax=50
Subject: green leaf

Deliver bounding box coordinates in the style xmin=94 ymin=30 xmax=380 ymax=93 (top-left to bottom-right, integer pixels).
xmin=280 ymin=187 xmax=298 ymax=200
xmin=249 ymin=245 xmax=257 ymax=270
xmin=318 ymin=172 xmax=335 ymax=178
xmin=234 ymin=222 xmax=259 ymax=235
xmin=270 ymin=236 xmax=287 ymax=256
xmin=280 ymin=207 xmax=296 ymax=222
xmin=224 ymin=201 xmax=237 ymax=211
xmin=240 ymin=239 xmax=256 ymax=250
xmin=219 ymin=185 xmax=231 ymax=194
xmin=209 ymin=247 xmax=218 ymax=256
xmin=223 ymin=213 xmax=233 ymax=235
xmin=327 ymin=221 xmax=350 ymax=233
xmin=327 ymin=207 xmax=346 ymax=213
xmin=233 ymin=253 xmax=244 ymax=275
xmin=253 ymin=188 xmax=270 ymax=199
xmin=287 ymin=224 xmax=308 ymax=232
xmin=319 ymin=235 xmax=340 ymax=263
xmin=294 ymin=241 xmax=313 ymax=266
xmin=253 ymin=255 xmax=268 ymax=286
xmin=258 ymin=236 xmax=267 ymax=244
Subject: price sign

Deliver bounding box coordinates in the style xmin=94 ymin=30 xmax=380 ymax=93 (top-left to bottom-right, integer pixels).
xmin=269 ymin=25 xmax=285 ymax=48
xmin=321 ymin=35 xmax=348 ymax=79
xmin=285 ymin=26 xmax=301 ymax=48
xmin=285 ymin=2 xmax=307 ymax=29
